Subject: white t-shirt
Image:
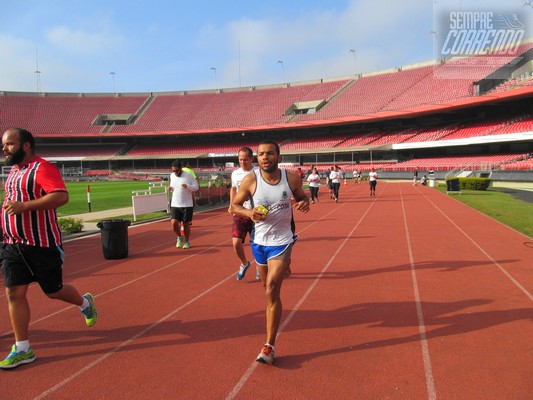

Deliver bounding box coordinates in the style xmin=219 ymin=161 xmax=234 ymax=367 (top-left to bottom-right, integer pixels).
xmin=329 ymin=170 xmax=341 ymax=184
xmin=307 ymin=173 xmax=321 ymax=187
xmin=369 ymin=171 xmax=378 ymax=181
xmin=169 ymin=170 xmax=199 ymax=207
xmin=231 ymin=166 xmax=257 ymax=210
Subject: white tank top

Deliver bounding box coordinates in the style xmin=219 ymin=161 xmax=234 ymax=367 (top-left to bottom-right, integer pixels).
xmin=252 ymin=169 xmax=295 ymax=246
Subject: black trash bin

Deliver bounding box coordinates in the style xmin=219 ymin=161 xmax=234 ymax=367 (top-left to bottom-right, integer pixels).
xmin=96 ymin=219 xmax=131 ymax=260
xmin=446 ymin=178 xmax=461 ymax=193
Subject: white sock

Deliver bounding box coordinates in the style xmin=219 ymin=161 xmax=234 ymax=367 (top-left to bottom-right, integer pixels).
xmin=79 ymin=297 xmax=89 ymax=311
xmin=15 ymin=340 xmax=30 ymax=352
xmin=265 ymin=343 xmax=274 ymax=350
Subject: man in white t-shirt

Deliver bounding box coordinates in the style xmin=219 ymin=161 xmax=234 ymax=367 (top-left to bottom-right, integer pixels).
xmin=368 ymin=167 xmax=378 ymax=196
xmin=228 ymin=147 xmax=259 ymax=280
xmin=329 ymin=165 xmax=341 ymax=203
xmin=168 ymin=160 xmax=198 ymax=249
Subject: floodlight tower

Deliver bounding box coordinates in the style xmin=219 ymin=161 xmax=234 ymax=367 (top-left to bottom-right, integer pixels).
xmin=429 ymin=31 xmax=438 ymax=61
xmin=349 ymin=49 xmax=356 ymax=75
xmin=34 ymin=46 xmax=42 ymax=93
xmin=110 ymin=72 xmax=116 ymax=94
xmin=210 ymin=67 xmax=217 ymax=89
xmin=277 ymin=60 xmax=284 ymax=83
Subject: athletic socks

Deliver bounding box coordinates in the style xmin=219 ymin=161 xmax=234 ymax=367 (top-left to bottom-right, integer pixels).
xmin=79 ymin=297 xmax=90 ymax=311
xmin=15 ymin=340 xmax=30 ymax=352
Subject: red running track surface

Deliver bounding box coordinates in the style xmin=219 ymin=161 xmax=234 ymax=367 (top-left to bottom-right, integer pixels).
xmin=0 ymin=182 xmax=532 ymax=399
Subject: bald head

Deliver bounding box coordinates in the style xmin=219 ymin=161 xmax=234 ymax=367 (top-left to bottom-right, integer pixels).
xmin=2 ymin=128 xmax=35 ymax=166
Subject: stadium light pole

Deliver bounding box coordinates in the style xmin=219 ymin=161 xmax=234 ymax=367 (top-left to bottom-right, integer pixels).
xmin=349 ymin=49 xmax=356 ymax=76
xmin=277 ymin=60 xmax=284 ymax=83
xmin=34 ymin=70 xmax=41 ymax=94
xmin=210 ymin=67 xmax=217 ymax=89
xmin=110 ymin=72 xmax=116 ymax=94
xmin=429 ymin=30 xmax=438 ymax=61
xmin=34 ymin=46 xmax=42 ymax=94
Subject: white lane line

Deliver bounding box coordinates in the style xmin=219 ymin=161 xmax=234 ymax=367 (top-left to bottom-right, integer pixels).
xmin=423 ymin=191 xmax=533 ymax=301
xmin=31 ymin=206 xmax=343 ymax=398
xmin=226 ymin=195 xmax=378 ymax=400
xmin=34 ymin=273 xmax=235 ymax=400
xmin=1 ymin=238 xmax=231 ymax=338
xmin=399 ymin=185 xmax=437 ymax=400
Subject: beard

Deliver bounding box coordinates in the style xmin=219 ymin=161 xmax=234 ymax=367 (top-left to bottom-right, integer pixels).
xmin=261 ymin=163 xmax=277 ymax=173
xmin=4 ymin=146 xmax=26 ymax=166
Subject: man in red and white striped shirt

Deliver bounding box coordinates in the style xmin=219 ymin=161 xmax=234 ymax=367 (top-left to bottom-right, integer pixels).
xmin=0 ymin=128 xmax=98 ymax=369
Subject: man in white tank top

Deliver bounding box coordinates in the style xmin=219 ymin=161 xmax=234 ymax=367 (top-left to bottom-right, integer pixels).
xmin=228 ymin=147 xmax=259 ymax=281
xmin=231 ymin=141 xmax=310 ymax=365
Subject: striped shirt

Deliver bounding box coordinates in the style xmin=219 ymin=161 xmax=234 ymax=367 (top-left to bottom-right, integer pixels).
xmin=2 ymin=156 xmax=67 ymax=247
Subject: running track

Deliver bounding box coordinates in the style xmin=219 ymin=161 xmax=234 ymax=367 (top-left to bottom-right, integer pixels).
xmin=1 ymin=182 xmax=532 ymax=399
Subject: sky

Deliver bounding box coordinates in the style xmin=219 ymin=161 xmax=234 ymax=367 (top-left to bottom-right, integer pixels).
xmin=0 ymin=0 xmax=531 ymax=94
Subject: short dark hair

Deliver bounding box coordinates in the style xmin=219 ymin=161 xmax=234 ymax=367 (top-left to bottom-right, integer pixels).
xmin=14 ymin=128 xmax=35 ymax=150
xmin=258 ymin=140 xmax=280 ymax=155
xmin=171 ymin=160 xmax=182 ymax=169
xmin=238 ymin=147 xmax=253 ymax=158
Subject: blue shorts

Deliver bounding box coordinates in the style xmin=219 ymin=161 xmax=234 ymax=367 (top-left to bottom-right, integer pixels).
xmin=251 ymin=236 xmax=298 ymax=266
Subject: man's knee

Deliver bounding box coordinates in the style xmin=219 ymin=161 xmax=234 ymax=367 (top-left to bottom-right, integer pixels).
xmin=6 ymin=286 xmax=28 ymax=303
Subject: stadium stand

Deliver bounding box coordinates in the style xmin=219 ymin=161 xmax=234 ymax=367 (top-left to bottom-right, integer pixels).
xmin=280 ymin=134 xmax=348 ymax=150
xmin=388 ymin=154 xmax=529 ymax=171
xmin=0 ymin=94 xmax=148 ymax=134
xmin=127 ymin=140 xmax=263 ymax=156
xmin=109 ymin=80 xmax=349 ymax=132
xmin=39 ymin=144 xmax=125 ymax=157
xmin=1 ymin=45 xmax=532 ymax=177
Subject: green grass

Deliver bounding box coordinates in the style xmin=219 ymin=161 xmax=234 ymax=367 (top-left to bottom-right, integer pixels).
xmin=434 ymin=186 xmax=533 ymax=238
xmin=58 ymin=181 xmax=159 ymax=216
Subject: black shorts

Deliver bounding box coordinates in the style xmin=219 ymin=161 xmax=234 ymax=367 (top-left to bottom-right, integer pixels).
xmin=1 ymin=244 xmax=64 ymax=294
xmin=170 ymin=207 xmax=194 ymax=222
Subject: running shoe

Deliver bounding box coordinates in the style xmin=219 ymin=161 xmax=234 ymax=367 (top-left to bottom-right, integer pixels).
xmin=182 ymin=241 xmax=191 ymax=249
xmin=0 ymin=345 xmax=36 ymax=369
xmin=256 ymin=344 xmax=274 ymax=365
xmin=237 ymin=261 xmax=250 ymax=280
xmin=81 ymin=293 xmax=98 ymax=327
xmin=176 ymin=236 xmax=184 ymax=248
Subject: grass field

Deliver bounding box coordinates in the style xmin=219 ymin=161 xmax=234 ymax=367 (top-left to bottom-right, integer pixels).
xmin=57 ymin=181 xmax=159 ymax=216
xmin=434 ymin=186 xmax=533 ymax=238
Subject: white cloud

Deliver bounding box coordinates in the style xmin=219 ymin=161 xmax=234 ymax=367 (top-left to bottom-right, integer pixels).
xmin=0 ymin=35 xmax=40 ymax=92
xmin=206 ymin=0 xmax=433 ymax=87
xmin=46 ymin=25 xmax=123 ymax=55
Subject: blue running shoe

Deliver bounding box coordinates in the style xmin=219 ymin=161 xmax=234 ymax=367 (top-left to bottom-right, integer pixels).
xmin=237 ymin=261 xmax=250 ymax=280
